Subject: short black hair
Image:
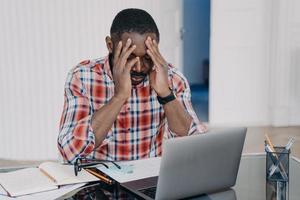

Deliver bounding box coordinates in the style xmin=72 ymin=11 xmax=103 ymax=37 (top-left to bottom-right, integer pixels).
xmin=110 ymin=8 xmax=159 ymax=42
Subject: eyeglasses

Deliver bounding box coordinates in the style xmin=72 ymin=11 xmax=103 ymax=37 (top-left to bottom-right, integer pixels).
xmin=74 ymin=157 xmax=121 ymax=176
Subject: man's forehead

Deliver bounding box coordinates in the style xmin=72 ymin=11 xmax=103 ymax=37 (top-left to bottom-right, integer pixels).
xmin=117 ymin=32 xmax=157 ymax=56
xmin=120 ymin=32 xmax=157 ymax=44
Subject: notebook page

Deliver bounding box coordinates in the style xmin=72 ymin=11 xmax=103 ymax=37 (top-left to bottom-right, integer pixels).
xmin=39 ymin=162 xmax=98 ymax=185
xmin=0 ymin=168 xmax=57 ymax=197
xmin=0 ymin=183 xmax=85 ymax=200
xmin=97 ymin=157 xmax=161 ymax=183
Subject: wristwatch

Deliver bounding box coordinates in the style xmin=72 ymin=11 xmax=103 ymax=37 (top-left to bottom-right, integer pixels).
xmin=157 ymin=91 xmax=176 ymax=105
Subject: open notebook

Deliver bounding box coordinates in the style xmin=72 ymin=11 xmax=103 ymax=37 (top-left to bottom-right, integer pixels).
xmin=0 ymin=162 xmax=98 ymax=197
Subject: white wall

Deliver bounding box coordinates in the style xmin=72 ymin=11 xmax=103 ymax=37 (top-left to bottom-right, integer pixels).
xmin=269 ymin=0 xmax=300 ymax=126
xmin=3 ymin=0 xmax=300 ymax=160
xmin=0 ymin=0 xmax=182 ymax=160
xmin=210 ymin=0 xmax=300 ymax=126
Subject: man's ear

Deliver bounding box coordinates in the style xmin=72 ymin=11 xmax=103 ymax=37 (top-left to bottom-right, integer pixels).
xmin=105 ymin=36 xmax=113 ymax=53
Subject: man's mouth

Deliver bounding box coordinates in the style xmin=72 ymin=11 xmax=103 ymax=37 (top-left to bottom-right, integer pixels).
xmin=130 ymin=71 xmax=146 ymax=83
xmin=131 ymin=75 xmax=145 ymax=82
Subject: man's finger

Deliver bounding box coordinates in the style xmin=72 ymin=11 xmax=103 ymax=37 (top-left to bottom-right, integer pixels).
xmin=146 ymin=37 xmax=161 ymax=58
xmin=146 ymin=43 xmax=166 ymax=68
xmin=125 ymin=57 xmax=139 ymax=72
xmin=152 ymin=39 xmax=158 ymax=47
xmin=147 ymin=38 xmax=168 ymax=68
xmin=124 ymin=44 xmax=136 ymax=59
xmin=146 ymin=49 xmax=160 ymax=68
xmin=150 ymin=39 xmax=162 ymax=56
xmin=145 ymin=37 xmax=157 ymax=55
xmin=152 ymin=39 xmax=164 ymax=59
xmin=151 ymin=40 xmax=167 ymax=65
xmin=152 ymin=65 xmax=158 ymax=72
xmin=120 ymin=38 xmax=132 ymax=58
xmin=113 ymin=41 xmax=122 ymax=65
xmin=146 ymin=38 xmax=163 ymax=65
xmin=119 ymin=44 xmax=136 ymax=67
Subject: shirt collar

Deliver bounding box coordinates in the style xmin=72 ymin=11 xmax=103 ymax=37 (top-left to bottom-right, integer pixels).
xmin=103 ymin=56 xmax=113 ymax=79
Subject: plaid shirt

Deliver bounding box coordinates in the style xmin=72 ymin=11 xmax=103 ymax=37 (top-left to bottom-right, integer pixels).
xmin=58 ymin=56 xmax=206 ymax=163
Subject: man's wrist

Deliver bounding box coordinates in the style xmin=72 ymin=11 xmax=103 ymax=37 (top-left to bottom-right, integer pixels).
xmin=157 ymin=90 xmax=176 ymax=105
xmin=157 ymin=87 xmax=172 ymax=98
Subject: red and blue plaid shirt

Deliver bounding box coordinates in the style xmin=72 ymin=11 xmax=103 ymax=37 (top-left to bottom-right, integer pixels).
xmin=58 ymin=56 xmax=206 ymax=163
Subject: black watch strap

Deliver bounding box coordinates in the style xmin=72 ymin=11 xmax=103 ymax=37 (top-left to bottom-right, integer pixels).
xmin=157 ymin=91 xmax=176 ymax=105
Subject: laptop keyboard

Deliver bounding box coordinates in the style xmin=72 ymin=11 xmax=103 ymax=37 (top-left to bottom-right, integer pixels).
xmin=139 ymin=186 xmax=157 ymax=198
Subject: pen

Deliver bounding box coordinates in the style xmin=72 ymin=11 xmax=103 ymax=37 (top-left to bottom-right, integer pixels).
xmin=39 ymin=168 xmax=57 ymax=183
xmin=285 ymin=138 xmax=295 ymax=151
xmin=85 ymin=168 xmax=113 ymax=185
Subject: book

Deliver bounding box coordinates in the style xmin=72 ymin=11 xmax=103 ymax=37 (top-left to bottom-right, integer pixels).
xmin=0 ymin=162 xmax=99 ymax=197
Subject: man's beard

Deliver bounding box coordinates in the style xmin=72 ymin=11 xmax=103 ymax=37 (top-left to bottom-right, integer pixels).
xmin=130 ymin=71 xmax=147 ymax=85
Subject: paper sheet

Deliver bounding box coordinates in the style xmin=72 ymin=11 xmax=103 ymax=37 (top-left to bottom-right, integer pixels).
xmin=39 ymin=162 xmax=99 ymax=185
xmin=0 ymin=183 xmax=85 ymax=200
xmin=97 ymin=157 xmax=161 ymax=183
xmin=0 ymin=168 xmax=58 ymax=197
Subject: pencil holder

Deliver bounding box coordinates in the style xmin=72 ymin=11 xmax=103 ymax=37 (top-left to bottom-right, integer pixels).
xmin=265 ymin=146 xmax=290 ymax=200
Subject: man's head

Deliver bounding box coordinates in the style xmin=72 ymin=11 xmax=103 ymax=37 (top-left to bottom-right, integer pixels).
xmin=106 ymin=8 xmax=160 ymax=85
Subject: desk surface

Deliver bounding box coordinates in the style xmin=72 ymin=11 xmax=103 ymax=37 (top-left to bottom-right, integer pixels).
xmin=58 ymin=155 xmax=300 ymax=200
xmin=242 ymin=127 xmax=300 ymax=158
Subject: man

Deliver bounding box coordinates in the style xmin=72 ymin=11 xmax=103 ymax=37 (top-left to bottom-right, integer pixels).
xmin=58 ymin=8 xmax=207 ymax=163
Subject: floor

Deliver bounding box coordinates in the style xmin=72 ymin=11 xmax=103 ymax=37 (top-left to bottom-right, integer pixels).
xmin=1 ymin=127 xmax=299 ymax=168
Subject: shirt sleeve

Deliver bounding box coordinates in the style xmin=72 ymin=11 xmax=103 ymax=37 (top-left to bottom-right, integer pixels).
xmin=57 ymin=70 xmax=96 ymax=163
xmin=164 ymin=69 xmax=207 ymax=138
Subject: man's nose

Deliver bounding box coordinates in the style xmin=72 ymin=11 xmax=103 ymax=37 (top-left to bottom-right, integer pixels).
xmin=132 ymin=57 xmax=142 ymax=72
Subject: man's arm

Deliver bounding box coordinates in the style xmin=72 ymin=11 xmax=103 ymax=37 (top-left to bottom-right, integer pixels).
xmin=92 ymin=39 xmax=138 ymax=147
xmin=58 ymin=73 xmax=127 ymax=163
xmin=58 ymin=39 xmax=139 ymax=163
xmin=166 ymin=74 xmax=208 ymax=136
xmin=160 ymin=96 xmax=192 ymax=136
xmin=58 ymin=72 xmax=97 ymax=163
xmin=146 ymin=37 xmax=207 ymax=136
xmin=91 ymin=96 xmax=125 ymax=147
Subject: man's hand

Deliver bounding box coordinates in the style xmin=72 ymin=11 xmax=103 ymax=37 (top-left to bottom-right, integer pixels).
xmin=145 ymin=37 xmax=171 ymax=97
xmin=113 ymin=38 xmax=139 ymax=101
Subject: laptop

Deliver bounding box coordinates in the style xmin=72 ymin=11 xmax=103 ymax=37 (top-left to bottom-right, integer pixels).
xmin=121 ymin=127 xmax=247 ymax=200
xmin=193 ymin=189 xmax=236 ymax=200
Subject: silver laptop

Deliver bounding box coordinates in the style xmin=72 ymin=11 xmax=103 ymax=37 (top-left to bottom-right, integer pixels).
xmin=121 ymin=127 xmax=247 ymax=200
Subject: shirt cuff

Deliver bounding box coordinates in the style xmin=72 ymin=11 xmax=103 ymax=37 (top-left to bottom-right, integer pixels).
xmin=166 ymin=120 xmax=208 ymax=138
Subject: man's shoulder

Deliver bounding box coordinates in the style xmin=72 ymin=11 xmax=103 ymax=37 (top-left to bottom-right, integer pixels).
xmin=167 ymin=63 xmax=188 ymax=84
xmin=70 ymin=57 xmax=107 ymax=75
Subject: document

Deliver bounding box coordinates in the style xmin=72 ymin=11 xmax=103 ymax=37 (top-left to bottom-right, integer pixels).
xmin=97 ymin=157 xmax=161 ymax=183
xmin=0 ymin=162 xmax=98 ymax=197
xmin=0 ymin=183 xmax=85 ymax=200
